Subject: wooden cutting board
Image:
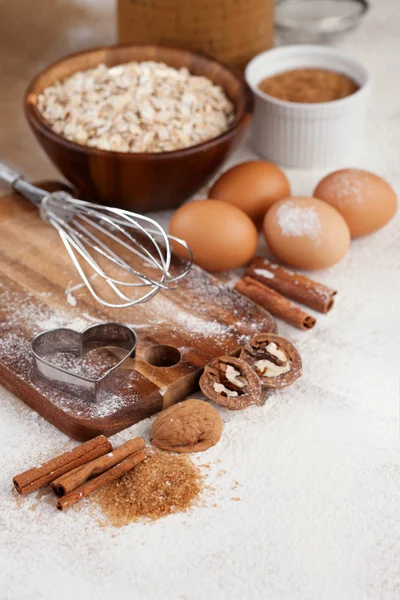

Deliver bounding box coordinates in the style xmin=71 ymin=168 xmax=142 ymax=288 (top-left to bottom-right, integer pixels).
xmin=0 ymin=183 xmax=276 ymax=440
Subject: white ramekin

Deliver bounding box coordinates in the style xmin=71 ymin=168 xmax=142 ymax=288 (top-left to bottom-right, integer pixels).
xmin=245 ymin=45 xmax=370 ymax=168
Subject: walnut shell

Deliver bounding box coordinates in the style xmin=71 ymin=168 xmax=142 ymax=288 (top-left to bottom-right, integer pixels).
xmin=200 ymin=356 xmax=263 ymax=410
xmin=150 ymin=399 xmax=222 ymax=453
xmin=240 ymin=333 xmax=302 ymax=389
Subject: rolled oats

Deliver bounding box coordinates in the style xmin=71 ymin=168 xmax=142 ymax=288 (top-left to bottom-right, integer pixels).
xmin=37 ymin=61 xmax=235 ymax=153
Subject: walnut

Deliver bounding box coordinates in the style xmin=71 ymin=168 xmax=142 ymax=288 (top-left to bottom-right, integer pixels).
xmin=150 ymin=399 xmax=223 ymax=453
xmin=240 ymin=333 xmax=302 ymax=389
xmin=200 ymin=356 xmax=263 ymax=410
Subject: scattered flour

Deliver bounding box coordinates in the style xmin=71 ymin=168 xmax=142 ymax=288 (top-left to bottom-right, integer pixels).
xmin=35 ymin=314 xmax=89 ymax=332
xmin=1 ymin=2 xmax=400 ymax=597
xmin=67 ymin=282 xmax=86 ymax=293
xmin=41 ymin=350 xmax=118 ymax=378
xmin=172 ymin=311 xmax=227 ymax=336
xmin=81 ymin=312 xmax=103 ymax=324
xmin=65 ymin=281 xmax=85 ymax=307
xmin=65 ymin=291 xmax=77 ymax=307
xmin=277 ymin=201 xmax=322 ymax=243
xmin=320 ymin=169 xmax=365 ymax=205
xmin=253 ymin=268 xmax=275 ymax=279
xmin=0 ymin=332 xmax=133 ymax=419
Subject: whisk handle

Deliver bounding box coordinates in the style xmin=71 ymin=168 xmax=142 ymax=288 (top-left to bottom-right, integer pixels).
xmin=0 ymin=162 xmax=45 ymax=206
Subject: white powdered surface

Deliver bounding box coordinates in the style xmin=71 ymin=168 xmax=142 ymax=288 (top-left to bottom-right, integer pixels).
xmin=322 ymin=169 xmax=365 ymax=204
xmin=277 ymin=201 xmax=322 ymax=242
xmin=41 ymin=351 xmax=118 ymax=378
xmin=1 ymin=1 xmax=400 ymax=599
xmin=253 ymin=267 xmax=275 ymax=279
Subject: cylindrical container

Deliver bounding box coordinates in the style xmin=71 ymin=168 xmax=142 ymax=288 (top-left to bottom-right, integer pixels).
xmin=245 ymin=45 xmax=370 ymax=168
xmin=118 ymin=0 xmax=274 ymax=70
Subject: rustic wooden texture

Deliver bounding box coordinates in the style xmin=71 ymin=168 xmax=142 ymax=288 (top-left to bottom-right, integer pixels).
xmin=24 ymin=44 xmax=253 ymax=212
xmin=118 ymin=0 xmax=274 ymax=71
xmin=0 ymin=184 xmax=276 ymax=440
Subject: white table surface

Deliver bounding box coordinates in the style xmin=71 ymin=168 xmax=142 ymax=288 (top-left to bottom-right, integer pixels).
xmin=0 ymin=1 xmax=399 ymax=599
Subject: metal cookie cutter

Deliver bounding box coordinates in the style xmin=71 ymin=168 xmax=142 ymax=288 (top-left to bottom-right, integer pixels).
xmin=31 ymin=323 xmax=137 ymax=402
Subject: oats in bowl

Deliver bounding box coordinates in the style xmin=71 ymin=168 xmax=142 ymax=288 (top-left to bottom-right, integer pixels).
xmin=37 ymin=60 xmax=235 ymax=153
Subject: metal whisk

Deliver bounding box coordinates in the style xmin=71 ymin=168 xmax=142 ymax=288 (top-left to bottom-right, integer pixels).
xmin=0 ymin=163 xmax=192 ymax=308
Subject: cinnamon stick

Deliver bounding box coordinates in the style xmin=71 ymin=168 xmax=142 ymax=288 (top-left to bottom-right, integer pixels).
xmin=13 ymin=435 xmax=112 ymax=496
xmin=51 ymin=437 xmax=145 ymax=497
xmin=247 ymin=258 xmax=337 ymax=314
xmin=235 ymin=276 xmax=316 ymax=331
xmin=56 ymin=450 xmax=146 ymax=511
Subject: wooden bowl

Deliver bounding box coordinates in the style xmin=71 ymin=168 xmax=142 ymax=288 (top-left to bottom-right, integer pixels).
xmin=25 ymin=44 xmax=253 ymax=212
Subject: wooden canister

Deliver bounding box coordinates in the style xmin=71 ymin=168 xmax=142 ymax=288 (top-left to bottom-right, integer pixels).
xmin=118 ymin=0 xmax=274 ymax=70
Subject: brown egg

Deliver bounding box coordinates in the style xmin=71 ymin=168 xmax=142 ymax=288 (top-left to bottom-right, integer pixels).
xmin=169 ymin=199 xmax=258 ymax=272
xmin=209 ymin=160 xmax=291 ymax=226
xmin=263 ymin=196 xmax=351 ymax=270
xmin=314 ymin=168 xmax=397 ymax=238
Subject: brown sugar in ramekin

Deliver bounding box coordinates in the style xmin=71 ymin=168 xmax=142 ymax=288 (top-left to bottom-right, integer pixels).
xmin=258 ymin=68 xmax=359 ymax=103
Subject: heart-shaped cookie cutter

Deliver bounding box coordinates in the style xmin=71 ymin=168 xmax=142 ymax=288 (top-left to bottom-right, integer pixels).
xmin=31 ymin=323 xmax=137 ymax=402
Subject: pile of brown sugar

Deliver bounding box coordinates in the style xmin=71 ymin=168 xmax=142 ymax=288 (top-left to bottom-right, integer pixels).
xmin=95 ymin=450 xmax=203 ymax=526
xmin=258 ymin=68 xmax=359 ymax=103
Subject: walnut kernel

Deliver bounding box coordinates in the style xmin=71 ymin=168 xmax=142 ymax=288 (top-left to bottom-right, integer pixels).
xmin=200 ymin=356 xmax=263 ymax=410
xmin=240 ymin=333 xmax=302 ymax=388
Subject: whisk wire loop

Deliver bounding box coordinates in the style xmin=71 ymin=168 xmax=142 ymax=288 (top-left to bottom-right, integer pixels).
xmin=69 ymin=216 xmax=170 ymax=289
xmin=78 ymin=205 xmax=169 ymax=273
xmin=58 ymin=228 xmax=160 ymax=308
xmin=0 ymin=165 xmax=192 ymax=309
